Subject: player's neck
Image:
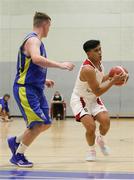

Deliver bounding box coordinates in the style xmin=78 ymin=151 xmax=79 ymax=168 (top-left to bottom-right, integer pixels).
xmin=33 ymin=28 xmax=44 ymax=40
xmin=88 ymin=58 xmax=100 ymax=67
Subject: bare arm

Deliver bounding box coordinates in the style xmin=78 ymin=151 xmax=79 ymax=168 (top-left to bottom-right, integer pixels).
xmin=24 ymin=37 xmax=74 ymax=70
xmin=80 ymin=66 xmax=125 ymax=97
xmin=102 ymin=74 xmax=110 ymax=82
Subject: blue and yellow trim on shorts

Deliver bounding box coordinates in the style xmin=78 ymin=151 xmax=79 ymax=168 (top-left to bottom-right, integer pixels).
xmin=14 ymin=84 xmax=52 ymax=129
xmin=19 ymin=87 xmax=45 ymax=127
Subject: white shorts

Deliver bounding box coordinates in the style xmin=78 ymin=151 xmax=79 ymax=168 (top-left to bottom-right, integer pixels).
xmin=70 ymin=95 xmax=107 ymax=122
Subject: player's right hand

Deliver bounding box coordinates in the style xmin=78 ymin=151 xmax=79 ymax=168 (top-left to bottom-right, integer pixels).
xmin=111 ymin=73 xmax=127 ymax=85
xmin=60 ymin=62 xmax=75 ymax=71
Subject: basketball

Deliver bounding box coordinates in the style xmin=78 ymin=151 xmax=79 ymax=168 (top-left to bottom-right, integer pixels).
xmin=109 ymin=66 xmax=129 ymax=86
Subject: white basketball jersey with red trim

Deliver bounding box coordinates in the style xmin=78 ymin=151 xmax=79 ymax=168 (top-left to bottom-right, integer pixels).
xmin=72 ymin=59 xmax=104 ymax=100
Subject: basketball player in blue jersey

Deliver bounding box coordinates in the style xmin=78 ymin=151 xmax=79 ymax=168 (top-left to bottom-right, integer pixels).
xmin=7 ymin=12 xmax=74 ymax=167
xmin=0 ymin=94 xmax=10 ymax=122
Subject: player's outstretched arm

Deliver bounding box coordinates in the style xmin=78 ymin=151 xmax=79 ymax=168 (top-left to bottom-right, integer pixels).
xmin=25 ymin=37 xmax=75 ymax=71
xmin=102 ymin=74 xmax=111 ymax=82
xmin=80 ymin=66 xmax=126 ymax=97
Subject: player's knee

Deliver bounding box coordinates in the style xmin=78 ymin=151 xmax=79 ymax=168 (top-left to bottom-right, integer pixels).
xmin=107 ymin=119 xmax=110 ymax=128
xmin=40 ymin=124 xmax=51 ymax=132
xmin=101 ymin=120 xmax=110 ymax=134
xmin=100 ymin=116 xmax=110 ymax=127
xmin=104 ymin=118 xmax=110 ymax=129
xmin=86 ymin=123 xmax=96 ymax=135
xmin=102 ymin=126 xmax=109 ymax=135
xmin=31 ymin=123 xmax=51 ymax=133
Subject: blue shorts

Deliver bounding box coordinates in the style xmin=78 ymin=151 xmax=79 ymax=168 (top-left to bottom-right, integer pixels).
xmin=13 ymin=84 xmax=52 ymax=128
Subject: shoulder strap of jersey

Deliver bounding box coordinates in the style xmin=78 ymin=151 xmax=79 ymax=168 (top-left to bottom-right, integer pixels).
xmin=82 ymin=59 xmax=95 ymax=69
xmin=20 ymin=32 xmax=40 ymax=49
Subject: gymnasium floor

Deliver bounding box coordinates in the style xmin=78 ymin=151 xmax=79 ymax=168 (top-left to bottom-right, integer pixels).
xmin=0 ymin=118 xmax=134 ymax=179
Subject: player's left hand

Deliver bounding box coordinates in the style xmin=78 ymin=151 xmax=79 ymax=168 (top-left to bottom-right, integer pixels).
xmin=45 ymin=79 xmax=54 ymax=88
xmin=123 ymin=73 xmax=129 ymax=83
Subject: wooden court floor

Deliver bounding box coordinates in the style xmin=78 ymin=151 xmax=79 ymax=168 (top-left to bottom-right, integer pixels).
xmin=0 ymin=118 xmax=134 ymax=179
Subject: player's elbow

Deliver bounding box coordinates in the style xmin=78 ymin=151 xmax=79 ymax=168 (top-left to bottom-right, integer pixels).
xmin=93 ymin=88 xmax=102 ymax=97
xmin=93 ymin=92 xmax=100 ymax=97
xmin=31 ymin=55 xmax=41 ymax=65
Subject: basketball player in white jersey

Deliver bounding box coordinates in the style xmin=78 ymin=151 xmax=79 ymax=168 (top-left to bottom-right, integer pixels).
xmin=70 ymin=40 xmax=126 ymax=161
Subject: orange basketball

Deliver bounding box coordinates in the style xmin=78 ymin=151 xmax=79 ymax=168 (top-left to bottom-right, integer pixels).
xmin=109 ymin=66 xmax=129 ymax=86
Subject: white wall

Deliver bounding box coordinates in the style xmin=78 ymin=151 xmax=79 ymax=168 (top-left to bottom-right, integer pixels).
xmin=0 ymin=0 xmax=134 ymax=116
xmin=0 ymin=0 xmax=134 ymax=62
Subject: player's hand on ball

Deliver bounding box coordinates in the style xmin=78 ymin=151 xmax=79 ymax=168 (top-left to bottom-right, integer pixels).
xmin=45 ymin=79 xmax=54 ymax=88
xmin=60 ymin=62 xmax=75 ymax=71
xmin=109 ymin=66 xmax=129 ymax=86
xmin=111 ymin=73 xmax=127 ymax=85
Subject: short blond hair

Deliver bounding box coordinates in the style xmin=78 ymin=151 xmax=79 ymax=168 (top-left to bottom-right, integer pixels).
xmin=33 ymin=12 xmax=51 ymax=27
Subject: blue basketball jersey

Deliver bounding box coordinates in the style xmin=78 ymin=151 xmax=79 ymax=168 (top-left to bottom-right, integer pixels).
xmin=0 ymin=97 xmax=9 ymax=112
xmin=14 ymin=32 xmax=47 ymax=90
